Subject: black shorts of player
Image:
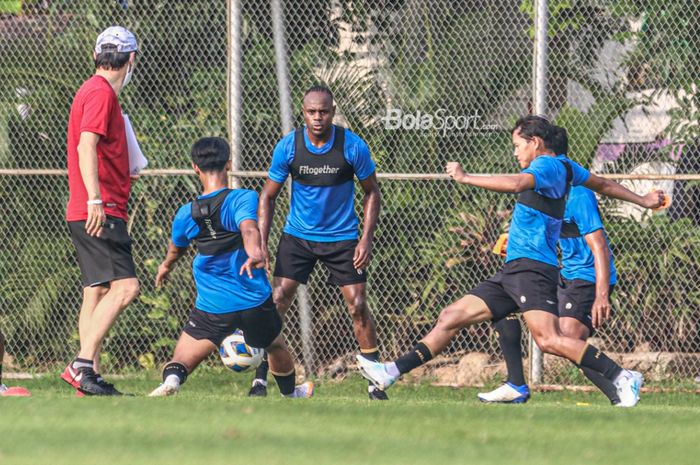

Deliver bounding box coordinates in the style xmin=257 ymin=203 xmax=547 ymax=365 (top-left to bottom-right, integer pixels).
xmin=68 ymin=216 xmax=137 ymax=287
xmin=273 ymin=232 xmax=367 ymax=286
xmin=469 ymin=258 xmax=559 ymax=321
xmin=182 ymin=296 xmax=282 ymax=348
xmin=558 ymin=277 xmax=615 ymax=336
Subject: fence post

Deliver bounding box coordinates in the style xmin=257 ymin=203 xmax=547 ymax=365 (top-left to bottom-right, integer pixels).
xmin=227 ymin=0 xmax=243 ymax=189
xmin=271 ymin=0 xmax=316 ymax=375
xmin=529 ymin=0 xmax=549 ymax=386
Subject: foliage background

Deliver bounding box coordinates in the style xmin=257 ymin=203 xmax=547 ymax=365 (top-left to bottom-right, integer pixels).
xmin=0 ymin=0 xmax=698 ymax=382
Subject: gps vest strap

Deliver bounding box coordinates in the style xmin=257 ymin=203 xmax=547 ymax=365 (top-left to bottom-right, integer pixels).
xmin=290 ymin=126 xmax=354 ymax=186
xmin=191 ymin=189 xmax=243 ymax=256
xmin=561 ymin=201 xmax=604 ymax=238
xmin=516 ymin=160 xmax=573 ymax=220
xmin=559 ymin=220 xmax=582 ymax=238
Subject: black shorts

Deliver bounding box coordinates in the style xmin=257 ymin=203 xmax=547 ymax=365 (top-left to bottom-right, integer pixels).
xmin=182 ymin=297 xmax=282 ymax=347
xmin=558 ymin=277 xmax=615 ymax=335
xmin=273 ymin=232 xmax=367 ymax=286
xmin=470 ymin=258 xmax=559 ymax=321
xmin=68 ymin=217 xmax=137 ymax=287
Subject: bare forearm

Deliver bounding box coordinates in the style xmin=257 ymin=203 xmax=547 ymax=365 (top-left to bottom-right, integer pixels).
xmin=242 ymin=228 xmax=263 ymax=261
xmin=593 ymin=255 xmax=610 ymax=299
xmin=589 ymin=241 xmax=611 ymax=298
xmin=585 ymin=176 xmax=645 ymax=206
xmin=461 ymin=174 xmax=529 ymax=194
xmin=360 ymin=189 xmax=381 ymax=242
xmin=258 ymin=195 xmax=276 ymax=247
xmin=162 ymin=241 xmax=187 ymax=269
xmin=77 ymin=144 xmax=101 ymax=200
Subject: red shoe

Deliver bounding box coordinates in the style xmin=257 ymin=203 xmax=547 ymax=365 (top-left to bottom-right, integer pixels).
xmin=0 ymin=385 xmax=32 ymax=397
xmin=60 ymin=363 xmax=83 ymax=389
xmin=75 ymin=390 xmax=86 ymax=398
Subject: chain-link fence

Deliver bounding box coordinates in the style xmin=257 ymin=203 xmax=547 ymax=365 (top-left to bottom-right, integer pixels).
xmin=1 ymin=0 xmax=699 ymax=387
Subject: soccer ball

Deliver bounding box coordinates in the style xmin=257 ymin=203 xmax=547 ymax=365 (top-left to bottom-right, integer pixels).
xmin=219 ymin=330 xmax=263 ymax=373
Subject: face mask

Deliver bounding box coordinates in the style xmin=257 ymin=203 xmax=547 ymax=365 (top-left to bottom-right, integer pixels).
xmin=122 ymin=63 xmax=134 ymax=89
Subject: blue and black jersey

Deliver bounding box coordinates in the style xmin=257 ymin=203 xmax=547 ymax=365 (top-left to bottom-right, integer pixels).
xmin=560 ymin=185 xmax=617 ymax=285
xmin=171 ymin=188 xmax=271 ymax=314
xmin=505 ymin=154 xmax=590 ymax=267
xmin=268 ymin=125 xmax=376 ymax=242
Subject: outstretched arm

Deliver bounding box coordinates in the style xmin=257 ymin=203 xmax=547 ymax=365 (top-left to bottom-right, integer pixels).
xmin=583 ymin=229 xmax=612 ymax=329
xmin=355 ymin=173 xmax=381 ymax=270
xmin=584 ymin=174 xmax=665 ymax=209
xmin=239 ymin=219 xmax=265 ymax=278
xmin=446 ymin=162 xmax=535 ymax=194
xmin=155 ymin=241 xmax=188 ymax=287
xmin=258 ymin=179 xmax=285 ymax=272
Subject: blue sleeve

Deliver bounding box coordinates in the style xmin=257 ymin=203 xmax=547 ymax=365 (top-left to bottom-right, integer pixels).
xmin=171 ymin=203 xmax=196 ymax=247
xmin=522 ymin=157 xmax=556 ymax=192
xmin=345 ymin=133 xmax=376 ymax=180
xmin=571 ymin=191 xmax=604 ymax=236
xmin=567 ymin=159 xmax=591 ymax=186
xmin=268 ymin=135 xmax=294 ymax=183
xmin=220 ymin=190 xmax=259 ymax=231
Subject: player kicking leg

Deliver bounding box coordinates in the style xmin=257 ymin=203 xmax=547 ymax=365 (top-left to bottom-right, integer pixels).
xmin=479 ymin=129 xmax=631 ymax=405
xmin=357 ymin=117 xmax=660 ymax=407
xmin=357 ymin=296 xmax=641 ymax=407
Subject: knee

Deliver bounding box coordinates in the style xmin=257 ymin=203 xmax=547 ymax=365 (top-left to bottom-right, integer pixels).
xmin=533 ymin=332 xmax=563 ymax=356
xmin=272 ymin=287 xmax=293 ymax=312
xmin=265 ymin=338 xmax=285 ymax=353
xmin=347 ymin=295 xmax=369 ymax=321
xmin=560 ymin=320 xmax=589 ymax=341
xmin=113 ymin=279 xmax=140 ymax=306
xmin=435 ymin=306 xmax=463 ymax=333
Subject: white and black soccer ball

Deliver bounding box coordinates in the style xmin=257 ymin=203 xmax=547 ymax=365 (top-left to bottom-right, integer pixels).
xmin=219 ymin=330 xmax=263 ymax=373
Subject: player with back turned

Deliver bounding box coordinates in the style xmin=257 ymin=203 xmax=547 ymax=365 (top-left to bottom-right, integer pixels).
xmin=149 ymin=137 xmax=313 ymax=399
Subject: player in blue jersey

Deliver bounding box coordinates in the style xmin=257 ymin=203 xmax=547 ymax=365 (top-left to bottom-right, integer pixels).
xmin=478 ymin=125 xmax=622 ymax=405
xmin=357 ymin=116 xmax=665 ymax=407
xmin=248 ymin=85 xmax=386 ymax=400
xmin=149 ymin=137 xmax=313 ymax=398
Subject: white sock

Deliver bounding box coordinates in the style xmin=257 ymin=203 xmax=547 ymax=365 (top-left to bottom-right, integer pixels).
xmin=386 ymin=362 xmax=400 ymax=378
xmin=164 ymin=374 xmax=181 ymax=389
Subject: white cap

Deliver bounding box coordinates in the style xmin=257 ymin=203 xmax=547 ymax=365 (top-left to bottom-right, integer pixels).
xmin=95 ymin=26 xmax=138 ymax=54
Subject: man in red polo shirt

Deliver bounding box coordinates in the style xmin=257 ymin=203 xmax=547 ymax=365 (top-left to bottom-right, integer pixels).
xmin=62 ymin=26 xmax=140 ymax=396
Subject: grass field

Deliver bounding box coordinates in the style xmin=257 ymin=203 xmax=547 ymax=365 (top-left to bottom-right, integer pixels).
xmin=1 ymin=371 xmax=698 ymax=465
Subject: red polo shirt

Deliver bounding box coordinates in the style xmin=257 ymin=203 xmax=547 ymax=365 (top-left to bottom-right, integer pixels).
xmin=66 ymin=75 xmax=130 ymax=221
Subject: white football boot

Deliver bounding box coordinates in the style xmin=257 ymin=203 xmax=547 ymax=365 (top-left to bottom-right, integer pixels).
xmin=356 ymin=355 xmax=398 ymax=391
xmin=477 ymin=383 xmax=531 ymax=404
xmin=614 ymin=370 xmax=643 ymax=407
xmin=148 ymin=383 xmax=179 ymax=397
xmin=286 ymin=381 xmax=315 ymax=398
